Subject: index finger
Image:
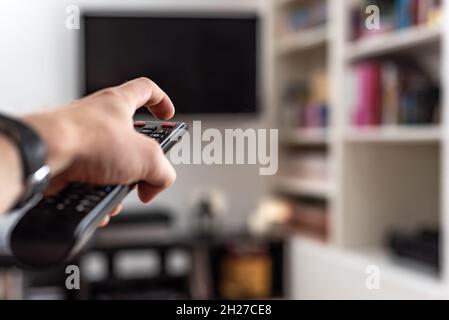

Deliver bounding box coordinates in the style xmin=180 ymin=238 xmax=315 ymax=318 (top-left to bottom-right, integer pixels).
xmin=117 ymin=77 xmax=175 ymax=120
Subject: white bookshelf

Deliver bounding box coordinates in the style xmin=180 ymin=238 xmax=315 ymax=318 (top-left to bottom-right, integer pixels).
xmin=344 ymin=126 xmax=442 ymax=143
xmin=346 ymin=24 xmax=441 ymax=61
xmin=282 ymin=128 xmax=329 ymax=145
xmin=271 ymin=0 xmax=449 ymax=299
xmin=276 ymin=26 xmax=327 ymax=56
xmin=275 ymin=177 xmax=333 ymax=199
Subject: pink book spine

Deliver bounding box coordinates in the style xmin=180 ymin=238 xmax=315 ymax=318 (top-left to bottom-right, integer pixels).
xmin=354 ymin=64 xmax=371 ymax=127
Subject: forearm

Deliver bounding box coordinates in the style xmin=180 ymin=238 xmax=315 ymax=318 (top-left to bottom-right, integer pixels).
xmin=0 ymin=135 xmax=23 ymax=213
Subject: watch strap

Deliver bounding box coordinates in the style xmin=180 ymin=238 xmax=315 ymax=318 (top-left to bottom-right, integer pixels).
xmin=0 ymin=113 xmax=49 ymax=207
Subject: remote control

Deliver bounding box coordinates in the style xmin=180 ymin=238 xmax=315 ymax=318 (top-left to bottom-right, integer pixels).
xmin=9 ymin=121 xmax=187 ymax=268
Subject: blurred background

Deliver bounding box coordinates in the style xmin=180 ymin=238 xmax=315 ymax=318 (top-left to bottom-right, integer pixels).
xmin=0 ymin=0 xmax=447 ymax=299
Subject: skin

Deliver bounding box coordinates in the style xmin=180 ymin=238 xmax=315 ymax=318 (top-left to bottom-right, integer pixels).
xmin=0 ymin=77 xmax=176 ymax=226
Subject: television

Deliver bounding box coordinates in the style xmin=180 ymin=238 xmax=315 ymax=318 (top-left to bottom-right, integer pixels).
xmin=82 ymin=14 xmax=259 ymax=114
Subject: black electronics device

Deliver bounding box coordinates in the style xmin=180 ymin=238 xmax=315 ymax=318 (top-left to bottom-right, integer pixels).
xmin=83 ymin=14 xmax=259 ymax=114
xmin=9 ymin=121 xmax=187 ymax=269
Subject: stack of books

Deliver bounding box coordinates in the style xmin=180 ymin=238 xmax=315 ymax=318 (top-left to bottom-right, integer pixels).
xmin=280 ymin=152 xmax=328 ymax=182
xmin=350 ymin=60 xmax=440 ymax=127
xmin=287 ymin=199 xmax=328 ymax=241
xmin=280 ymin=1 xmax=327 ymax=34
xmin=351 ymin=0 xmax=442 ymax=40
xmin=282 ymin=69 xmax=329 ymax=129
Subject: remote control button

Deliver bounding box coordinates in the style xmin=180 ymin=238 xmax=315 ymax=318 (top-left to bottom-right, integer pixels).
xmin=76 ymin=205 xmax=87 ymax=213
xmin=68 ymin=194 xmax=81 ymax=200
xmin=162 ymin=122 xmax=176 ymax=128
xmin=87 ymin=194 xmax=101 ymax=201
xmin=104 ymin=185 xmax=114 ymax=192
xmin=95 ymin=191 xmax=107 ymax=198
xmin=46 ymin=197 xmax=56 ymax=204
xmin=80 ymin=199 xmax=91 ymax=206
xmin=133 ymin=121 xmax=146 ymax=128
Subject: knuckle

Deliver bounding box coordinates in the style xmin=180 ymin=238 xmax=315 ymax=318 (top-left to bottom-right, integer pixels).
xmin=137 ymin=77 xmax=154 ymax=87
xmin=98 ymin=88 xmax=127 ymax=109
xmin=99 ymin=87 xmax=122 ymax=99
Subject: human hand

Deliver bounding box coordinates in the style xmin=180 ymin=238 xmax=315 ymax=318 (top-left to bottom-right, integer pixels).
xmin=22 ymin=78 xmax=176 ymax=226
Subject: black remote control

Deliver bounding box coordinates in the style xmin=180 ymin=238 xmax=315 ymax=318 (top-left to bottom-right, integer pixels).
xmin=9 ymin=121 xmax=187 ymax=268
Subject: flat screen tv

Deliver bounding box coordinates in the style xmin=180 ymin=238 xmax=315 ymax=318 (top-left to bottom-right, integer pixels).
xmin=83 ymin=14 xmax=259 ymax=114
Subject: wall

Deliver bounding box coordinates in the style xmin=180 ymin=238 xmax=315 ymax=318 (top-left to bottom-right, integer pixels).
xmin=0 ymin=0 xmax=271 ymax=232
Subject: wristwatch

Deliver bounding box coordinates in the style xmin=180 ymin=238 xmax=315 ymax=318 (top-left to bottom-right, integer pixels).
xmin=0 ymin=113 xmax=50 ymax=209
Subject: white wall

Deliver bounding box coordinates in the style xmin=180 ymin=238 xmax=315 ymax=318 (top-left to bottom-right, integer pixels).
xmin=0 ymin=0 xmax=271 ymax=231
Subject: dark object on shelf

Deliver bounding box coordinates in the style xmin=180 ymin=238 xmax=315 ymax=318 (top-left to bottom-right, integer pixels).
xmin=194 ymin=198 xmax=216 ymax=237
xmin=108 ymin=208 xmax=173 ymax=226
xmin=399 ymin=86 xmax=440 ymax=124
xmin=387 ymin=229 xmax=439 ymax=271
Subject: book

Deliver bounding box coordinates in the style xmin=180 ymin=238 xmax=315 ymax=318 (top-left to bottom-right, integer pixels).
xmin=382 ymin=62 xmax=400 ymax=125
xmin=353 ymin=62 xmax=382 ymax=126
xmin=396 ymin=0 xmax=412 ymax=29
xmin=351 ymin=59 xmax=440 ymax=127
xmin=288 ymin=200 xmax=328 ymax=240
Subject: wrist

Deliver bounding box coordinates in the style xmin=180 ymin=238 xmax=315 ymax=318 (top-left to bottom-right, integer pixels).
xmin=22 ymin=111 xmax=79 ymax=176
xmin=0 ymin=135 xmax=22 ymax=210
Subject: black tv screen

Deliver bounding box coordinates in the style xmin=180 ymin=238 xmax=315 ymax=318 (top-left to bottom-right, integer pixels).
xmin=83 ymin=15 xmax=258 ymax=114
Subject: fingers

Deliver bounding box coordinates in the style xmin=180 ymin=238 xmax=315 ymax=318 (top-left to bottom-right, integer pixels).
xmin=109 ymin=203 xmax=123 ymax=217
xmin=133 ymin=134 xmax=176 ymax=203
xmin=117 ymin=77 xmax=175 ymax=120
xmin=98 ymin=215 xmax=110 ymax=228
xmin=98 ymin=203 xmax=123 ymax=228
xmin=138 ymin=182 xmax=165 ymax=204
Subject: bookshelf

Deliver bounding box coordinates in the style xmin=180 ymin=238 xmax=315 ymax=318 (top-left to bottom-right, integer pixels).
xmin=344 ymin=126 xmax=442 ymax=143
xmin=282 ymin=128 xmax=329 ymax=145
xmin=270 ymin=0 xmax=448 ymax=299
xmin=346 ymin=24 xmax=441 ymax=61
xmin=275 ymin=177 xmax=333 ymax=199
xmin=276 ymin=26 xmax=328 ymax=56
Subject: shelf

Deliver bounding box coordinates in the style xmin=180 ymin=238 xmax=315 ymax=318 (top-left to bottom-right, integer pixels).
xmin=275 ymin=0 xmax=298 ymax=8
xmin=291 ymin=237 xmax=445 ymax=298
xmin=346 ymin=24 xmax=441 ymax=61
xmin=282 ymin=128 xmax=328 ymax=145
xmin=344 ymin=126 xmax=441 ymax=144
xmin=276 ymin=26 xmax=327 ymax=56
xmin=352 ymin=248 xmax=442 ymax=295
xmin=275 ymin=177 xmax=332 ymax=199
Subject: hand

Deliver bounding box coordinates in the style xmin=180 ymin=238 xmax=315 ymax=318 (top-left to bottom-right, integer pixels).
xmin=21 ymin=77 xmax=176 ymax=225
